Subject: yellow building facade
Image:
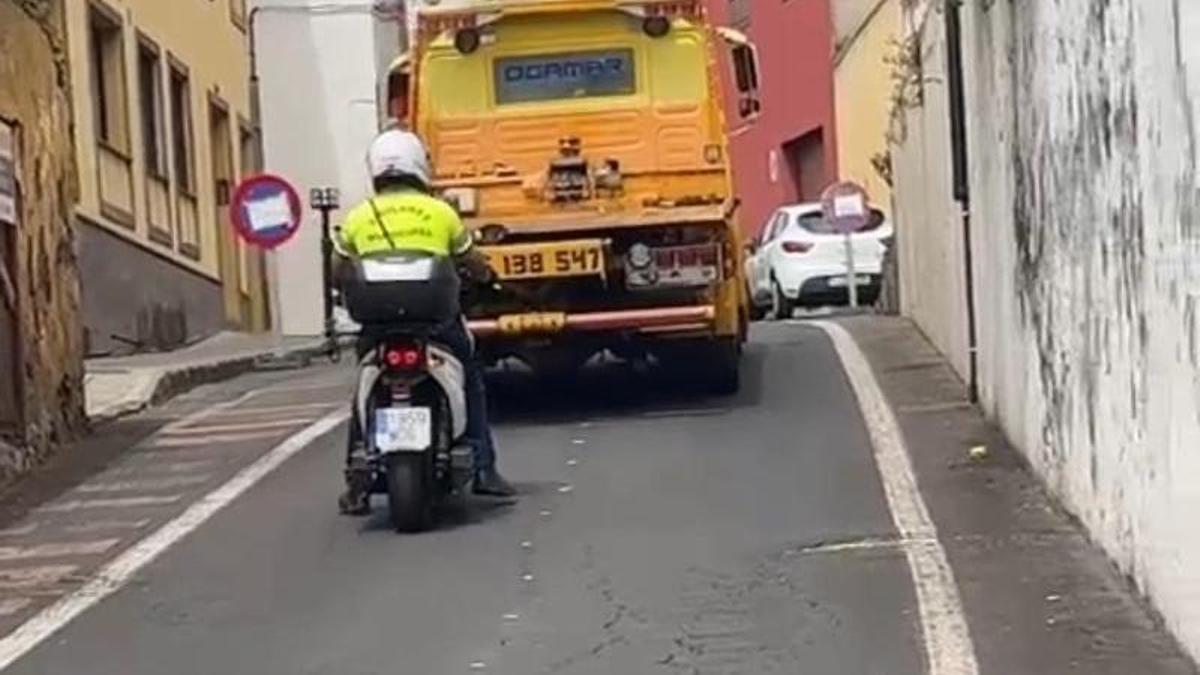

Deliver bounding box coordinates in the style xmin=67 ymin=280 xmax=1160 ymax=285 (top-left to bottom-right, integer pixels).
xmin=65 ymin=0 xmax=266 ymax=354
xmin=833 ymin=0 xmax=899 ymax=214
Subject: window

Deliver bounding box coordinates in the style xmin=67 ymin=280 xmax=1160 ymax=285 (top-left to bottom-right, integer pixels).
xmin=765 ymin=212 xmax=787 ymax=242
xmin=137 ymin=39 xmax=167 ymax=178
xmin=239 ymin=122 xmax=258 ymax=176
xmin=728 ymin=0 xmax=751 ymax=28
xmin=796 ymin=209 xmax=887 ymax=235
xmin=88 ymin=3 xmax=130 ymax=151
xmin=168 ymin=62 xmax=195 ymax=195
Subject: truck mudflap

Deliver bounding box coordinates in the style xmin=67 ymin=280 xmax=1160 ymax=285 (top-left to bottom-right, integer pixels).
xmin=467 ymin=305 xmax=716 ymax=338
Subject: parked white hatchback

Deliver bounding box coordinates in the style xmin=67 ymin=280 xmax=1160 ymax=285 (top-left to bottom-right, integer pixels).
xmin=745 ymin=202 xmax=892 ymax=318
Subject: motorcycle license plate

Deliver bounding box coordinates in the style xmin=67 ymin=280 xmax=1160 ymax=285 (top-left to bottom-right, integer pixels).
xmin=375 ymin=407 xmax=432 ymax=452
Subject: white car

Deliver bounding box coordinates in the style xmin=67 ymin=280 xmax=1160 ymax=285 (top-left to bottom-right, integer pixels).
xmin=745 ymin=202 xmax=892 ymax=318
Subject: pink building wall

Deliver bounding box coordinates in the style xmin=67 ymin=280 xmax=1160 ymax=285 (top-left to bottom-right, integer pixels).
xmin=705 ymin=0 xmax=839 ymax=237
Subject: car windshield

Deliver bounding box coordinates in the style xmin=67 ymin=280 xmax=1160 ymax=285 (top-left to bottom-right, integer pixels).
xmin=795 ymin=208 xmax=886 ymax=234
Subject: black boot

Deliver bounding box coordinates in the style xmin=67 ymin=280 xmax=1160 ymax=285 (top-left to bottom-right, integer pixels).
xmin=339 ymin=450 xmax=372 ymax=516
xmin=473 ymin=467 xmax=517 ymax=497
xmin=338 ymin=489 xmax=370 ymax=516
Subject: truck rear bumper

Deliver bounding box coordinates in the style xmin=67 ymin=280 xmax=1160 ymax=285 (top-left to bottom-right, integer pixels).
xmin=467 ymin=305 xmax=716 ymax=338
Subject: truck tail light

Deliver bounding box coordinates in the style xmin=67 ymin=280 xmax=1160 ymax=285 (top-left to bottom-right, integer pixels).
xmin=627 ymin=243 xmax=722 ymax=289
xmin=781 ymin=241 xmax=813 ymax=254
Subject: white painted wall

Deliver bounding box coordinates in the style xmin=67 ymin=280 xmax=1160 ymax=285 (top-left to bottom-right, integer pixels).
xmin=894 ymin=0 xmax=1200 ymax=661
xmin=890 ymin=12 xmax=972 ymax=379
xmin=254 ymin=0 xmax=402 ymax=336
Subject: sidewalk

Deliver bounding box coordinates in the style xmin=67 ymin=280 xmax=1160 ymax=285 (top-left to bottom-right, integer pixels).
xmin=84 ymin=332 xmax=329 ymax=423
xmin=836 ymin=315 xmax=1196 ymax=674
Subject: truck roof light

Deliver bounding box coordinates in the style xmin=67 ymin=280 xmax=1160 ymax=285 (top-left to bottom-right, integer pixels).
xmin=643 ymin=16 xmax=670 ymax=37
xmin=454 ymin=28 xmax=481 ymax=54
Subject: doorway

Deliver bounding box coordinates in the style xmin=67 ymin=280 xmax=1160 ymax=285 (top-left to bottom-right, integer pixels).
xmin=0 ymin=225 xmax=21 ymax=437
xmin=209 ymin=97 xmax=247 ymax=328
xmin=782 ymin=128 xmax=827 ymax=203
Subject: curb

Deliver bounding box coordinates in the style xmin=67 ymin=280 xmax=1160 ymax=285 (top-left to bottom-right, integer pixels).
xmin=85 ymin=340 xmax=337 ymax=425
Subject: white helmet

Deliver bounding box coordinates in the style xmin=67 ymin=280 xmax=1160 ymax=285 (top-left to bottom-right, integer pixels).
xmin=367 ymin=129 xmax=432 ymax=188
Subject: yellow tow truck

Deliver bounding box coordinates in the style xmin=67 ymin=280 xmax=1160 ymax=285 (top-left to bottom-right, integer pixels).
xmin=389 ymin=0 xmax=762 ymax=392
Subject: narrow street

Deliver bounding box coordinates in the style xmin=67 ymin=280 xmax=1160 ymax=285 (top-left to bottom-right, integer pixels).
xmin=0 ymin=322 xmax=1190 ymax=674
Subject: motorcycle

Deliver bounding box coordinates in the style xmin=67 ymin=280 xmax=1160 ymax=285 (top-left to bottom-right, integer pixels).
xmin=339 ymin=253 xmax=475 ymax=532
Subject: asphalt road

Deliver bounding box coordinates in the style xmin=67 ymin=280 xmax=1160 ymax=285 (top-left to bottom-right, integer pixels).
xmin=2 ymin=324 xmax=927 ymax=675
xmin=3 ymin=323 xmax=1195 ymax=675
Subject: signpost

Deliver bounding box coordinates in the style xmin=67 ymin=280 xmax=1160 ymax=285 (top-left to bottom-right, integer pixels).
xmin=229 ymin=174 xmax=302 ymax=362
xmin=309 ymin=187 xmax=340 ymax=359
xmin=820 ymin=181 xmax=871 ymax=309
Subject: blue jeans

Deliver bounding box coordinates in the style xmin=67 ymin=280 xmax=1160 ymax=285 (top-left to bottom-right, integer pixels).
xmin=354 ymin=318 xmax=496 ymax=472
xmin=428 ymin=319 xmax=496 ymax=471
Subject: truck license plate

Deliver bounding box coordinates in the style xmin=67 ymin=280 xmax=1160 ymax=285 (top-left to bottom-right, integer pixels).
xmin=375 ymin=407 xmax=432 ymax=452
xmin=484 ymin=240 xmax=605 ymax=280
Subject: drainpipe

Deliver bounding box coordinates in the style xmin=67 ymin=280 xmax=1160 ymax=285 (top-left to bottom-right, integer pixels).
xmin=944 ymin=0 xmax=979 ymax=403
xmin=248 ymin=7 xmax=264 ymax=168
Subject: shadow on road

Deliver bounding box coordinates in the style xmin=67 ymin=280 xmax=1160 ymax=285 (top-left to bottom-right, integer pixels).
xmin=486 ymin=344 xmax=768 ymax=426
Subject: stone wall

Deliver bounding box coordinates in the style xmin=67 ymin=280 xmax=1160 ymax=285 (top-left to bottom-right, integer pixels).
xmin=0 ymin=0 xmax=86 ymax=474
xmin=893 ymin=0 xmax=1200 ymax=660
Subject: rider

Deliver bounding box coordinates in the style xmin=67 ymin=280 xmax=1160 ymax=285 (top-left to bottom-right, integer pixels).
xmin=335 ymin=129 xmax=516 ymax=510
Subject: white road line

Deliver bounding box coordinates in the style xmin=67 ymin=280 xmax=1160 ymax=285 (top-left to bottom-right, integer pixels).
xmin=0 ymin=600 xmax=32 ymax=617
xmin=35 ymin=496 xmax=182 ymax=513
xmin=259 ymin=381 xmax=348 ymax=394
xmin=791 ymin=535 xmax=938 ymax=556
xmin=0 ymin=566 xmax=78 ymax=590
xmin=158 ymin=391 xmax=259 ymax=434
xmin=74 ymin=475 xmax=212 ymax=494
xmin=102 ymin=460 xmax=216 ymax=476
xmin=0 ymin=540 xmax=119 ymax=562
xmin=147 ymin=431 xmax=286 ymax=448
xmin=811 ymin=321 xmax=979 ymax=675
xmin=61 ymin=520 xmax=151 ymax=535
xmin=211 ymin=402 xmax=339 ymax=418
xmin=163 ymin=418 xmax=314 ymax=436
xmin=0 ymin=409 xmax=347 ymax=669
xmin=0 ymin=524 xmax=38 ymax=538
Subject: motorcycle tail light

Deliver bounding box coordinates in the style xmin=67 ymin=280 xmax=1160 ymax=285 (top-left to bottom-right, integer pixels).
xmin=383 ymin=343 xmax=425 ymax=370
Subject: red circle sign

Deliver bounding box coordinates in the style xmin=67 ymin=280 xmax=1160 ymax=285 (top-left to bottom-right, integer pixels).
xmin=820 ymin=181 xmax=871 ymax=235
xmin=229 ymin=174 xmax=303 ymax=249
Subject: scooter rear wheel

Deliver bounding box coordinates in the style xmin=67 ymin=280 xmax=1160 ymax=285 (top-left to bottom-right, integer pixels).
xmin=385 ymin=452 xmax=434 ymax=533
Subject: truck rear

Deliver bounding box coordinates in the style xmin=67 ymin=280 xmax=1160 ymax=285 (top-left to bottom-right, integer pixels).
xmin=397 ymin=0 xmax=762 ymax=392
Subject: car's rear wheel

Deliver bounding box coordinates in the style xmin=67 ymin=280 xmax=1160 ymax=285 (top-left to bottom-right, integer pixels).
xmin=771 ymin=279 xmax=794 ymax=321
xmin=747 ymin=284 xmax=768 ymax=321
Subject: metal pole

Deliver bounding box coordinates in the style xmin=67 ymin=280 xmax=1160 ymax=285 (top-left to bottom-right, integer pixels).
xmin=944 ymin=0 xmax=978 ymax=402
xmin=319 ymin=206 xmax=334 ymax=345
xmin=844 ymin=232 xmax=859 ymax=309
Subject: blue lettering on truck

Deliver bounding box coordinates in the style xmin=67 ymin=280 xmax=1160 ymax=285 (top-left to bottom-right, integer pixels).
xmin=495 ymin=50 xmax=635 ymax=104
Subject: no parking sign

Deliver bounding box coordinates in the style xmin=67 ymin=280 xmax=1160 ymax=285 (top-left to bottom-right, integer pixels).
xmin=229 ymin=174 xmax=303 ymax=249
